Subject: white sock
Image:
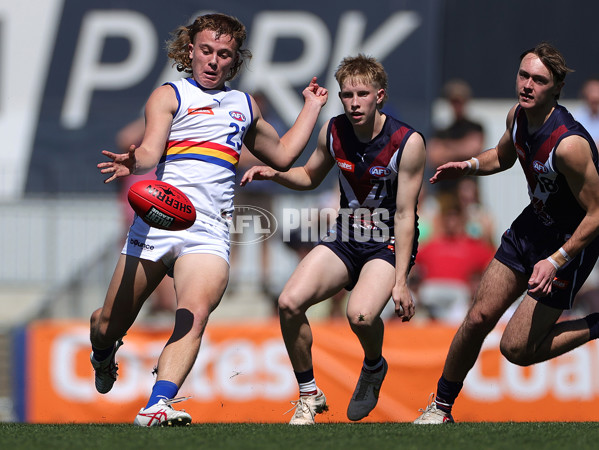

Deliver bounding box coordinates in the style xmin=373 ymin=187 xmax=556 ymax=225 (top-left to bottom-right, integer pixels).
xmin=299 ymin=378 xmax=317 ymax=396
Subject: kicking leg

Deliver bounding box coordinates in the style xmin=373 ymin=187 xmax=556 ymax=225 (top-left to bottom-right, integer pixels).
xmin=90 ymin=254 xmax=167 ymax=394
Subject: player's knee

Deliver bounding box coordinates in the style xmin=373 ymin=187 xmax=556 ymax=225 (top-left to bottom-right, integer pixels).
xmin=346 ymin=309 xmax=377 ymax=329
xmin=90 ymin=308 xmax=101 ymax=328
xmin=499 ymin=337 xmax=532 ymax=366
xmin=90 ymin=308 xmax=105 ymax=336
xmin=171 ymin=308 xmax=208 ymax=340
xmin=462 ymin=307 xmax=497 ymax=337
xmin=177 ymin=307 xmax=208 ymax=328
xmin=90 ymin=308 xmax=118 ymax=344
xmin=277 ymin=291 xmax=304 ymax=318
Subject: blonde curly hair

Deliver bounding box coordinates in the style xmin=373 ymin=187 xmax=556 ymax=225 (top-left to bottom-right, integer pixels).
xmin=166 ymin=13 xmax=252 ymax=81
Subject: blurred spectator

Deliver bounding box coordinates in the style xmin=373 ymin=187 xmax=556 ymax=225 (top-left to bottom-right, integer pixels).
xmin=571 ymin=77 xmax=599 ymax=316
xmin=427 ymin=79 xmax=485 ymax=192
xmin=415 ymin=178 xmax=440 ymax=244
xmin=420 ymin=177 xmax=495 ymax=247
xmin=413 ymin=193 xmax=495 ymax=324
xmin=455 ymin=176 xmax=495 ymax=246
xmin=574 ymin=77 xmax=599 ymax=146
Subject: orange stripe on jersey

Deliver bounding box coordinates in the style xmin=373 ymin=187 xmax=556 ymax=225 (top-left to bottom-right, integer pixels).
xmin=166 ymin=140 xmax=240 ymax=166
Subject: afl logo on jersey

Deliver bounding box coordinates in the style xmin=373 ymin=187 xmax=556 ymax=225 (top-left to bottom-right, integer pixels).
xmin=229 ymin=111 xmax=246 ymax=122
xmin=369 ymin=166 xmax=390 ymax=177
xmin=533 ymin=160 xmax=548 ymax=174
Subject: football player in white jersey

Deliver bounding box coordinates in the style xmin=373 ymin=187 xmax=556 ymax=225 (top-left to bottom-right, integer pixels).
xmin=89 ymin=13 xmax=328 ymax=426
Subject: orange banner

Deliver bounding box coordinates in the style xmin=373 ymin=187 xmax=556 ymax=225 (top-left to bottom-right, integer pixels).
xmin=19 ymin=319 xmax=599 ymax=423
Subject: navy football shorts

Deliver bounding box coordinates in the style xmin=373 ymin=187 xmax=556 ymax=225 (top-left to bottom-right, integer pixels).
xmin=318 ymin=220 xmax=417 ymax=290
xmin=495 ymin=206 xmax=599 ymax=310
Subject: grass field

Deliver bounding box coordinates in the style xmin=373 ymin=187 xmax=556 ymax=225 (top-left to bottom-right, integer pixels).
xmin=1 ymin=422 xmax=599 ymax=450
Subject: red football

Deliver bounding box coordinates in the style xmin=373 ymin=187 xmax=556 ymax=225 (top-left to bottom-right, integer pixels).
xmin=127 ymin=180 xmax=196 ymax=231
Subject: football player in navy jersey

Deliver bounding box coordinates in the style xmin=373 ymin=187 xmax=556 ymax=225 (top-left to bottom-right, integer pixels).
xmin=414 ymin=42 xmax=599 ymax=424
xmin=241 ymin=54 xmax=426 ymax=424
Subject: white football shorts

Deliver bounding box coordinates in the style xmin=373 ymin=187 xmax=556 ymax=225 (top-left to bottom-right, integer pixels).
xmin=122 ymin=211 xmax=231 ymax=268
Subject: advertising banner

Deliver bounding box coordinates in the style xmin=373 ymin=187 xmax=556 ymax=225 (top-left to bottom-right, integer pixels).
xmin=14 ymin=319 xmax=599 ymax=423
xmin=1 ymin=0 xmax=442 ymax=197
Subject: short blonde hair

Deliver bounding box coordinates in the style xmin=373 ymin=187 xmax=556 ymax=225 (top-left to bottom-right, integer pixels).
xmin=334 ymin=54 xmax=389 ymax=108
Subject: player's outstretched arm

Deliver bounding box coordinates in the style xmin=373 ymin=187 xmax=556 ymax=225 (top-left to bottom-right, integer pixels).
xmin=240 ymin=122 xmax=335 ymax=191
xmin=430 ymin=105 xmax=518 ymax=185
xmin=244 ymin=77 xmax=328 ymax=171
xmin=97 ymin=85 xmax=177 ymax=184
xmin=97 ymin=145 xmax=137 ymax=183
xmin=239 ymin=165 xmax=279 ymax=185
xmin=429 ymin=160 xmax=472 ymax=184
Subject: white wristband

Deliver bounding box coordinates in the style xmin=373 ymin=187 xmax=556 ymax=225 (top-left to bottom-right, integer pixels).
xmin=558 ymin=247 xmax=571 ymax=262
xmin=546 ymin=256 xmax=560 ymax=270
xmin=465 ymin=157 xmax=479 ymax=175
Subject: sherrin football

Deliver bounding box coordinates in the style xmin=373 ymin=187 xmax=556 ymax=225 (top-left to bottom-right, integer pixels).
xmin=127 ymin=180 xmax=196 ymax=231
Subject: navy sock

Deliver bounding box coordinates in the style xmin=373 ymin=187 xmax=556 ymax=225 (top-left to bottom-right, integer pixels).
xmin=294 ymin=368 xmax=315 ymax=384
xmin=145 ymin=380 xmax=179 ymax=409
xmin=363 ymin=355 xmax=383 ymax=372
xmin=91 ymin=344 xmax=115 ymax=362
xmin=294 ymin=368 xmax=317 ymax=396
xmin=584 ymin=313 xmax=599 ymax=340
xmin=435 ymin=375 xmax=463 ymax=413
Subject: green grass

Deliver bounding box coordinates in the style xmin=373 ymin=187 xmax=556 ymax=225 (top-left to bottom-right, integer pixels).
xmin=1 ymin=422 xmax=599 ymax=450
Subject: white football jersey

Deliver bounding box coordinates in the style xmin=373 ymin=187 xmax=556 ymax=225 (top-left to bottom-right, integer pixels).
xmin=155 ymin=77 xmax=253 ymax=228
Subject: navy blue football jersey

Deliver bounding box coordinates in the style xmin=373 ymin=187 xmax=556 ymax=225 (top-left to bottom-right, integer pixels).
xmin=512 ymin=104 xmax=599 ymax=233
xmin=326 ymin=114 xmax=422 ymax=234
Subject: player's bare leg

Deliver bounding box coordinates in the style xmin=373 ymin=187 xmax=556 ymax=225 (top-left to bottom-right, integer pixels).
xmin=154 ymin=253 xmax=228 ymax=386
xmin=278 ymin=245 xmax=349 ymax=424
xmin=443 ymin=259 xmax=527 ymax=381
xmin=134 ymin=253 xmax=228 ymax=427
xmin=500 ymin=294 xmax=592 ymax=365
xmin=345 ymin=259 xmax=394 ymax=421
xmin=278 ymin=246 xmax=349 ymax=372
xmin=91 ymin=255 xmax=168 ymax=348
xmin=415 ymin=259 xmax=527 ymax=423
xmin=90 ymin=255 xmax=167 ymax=394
